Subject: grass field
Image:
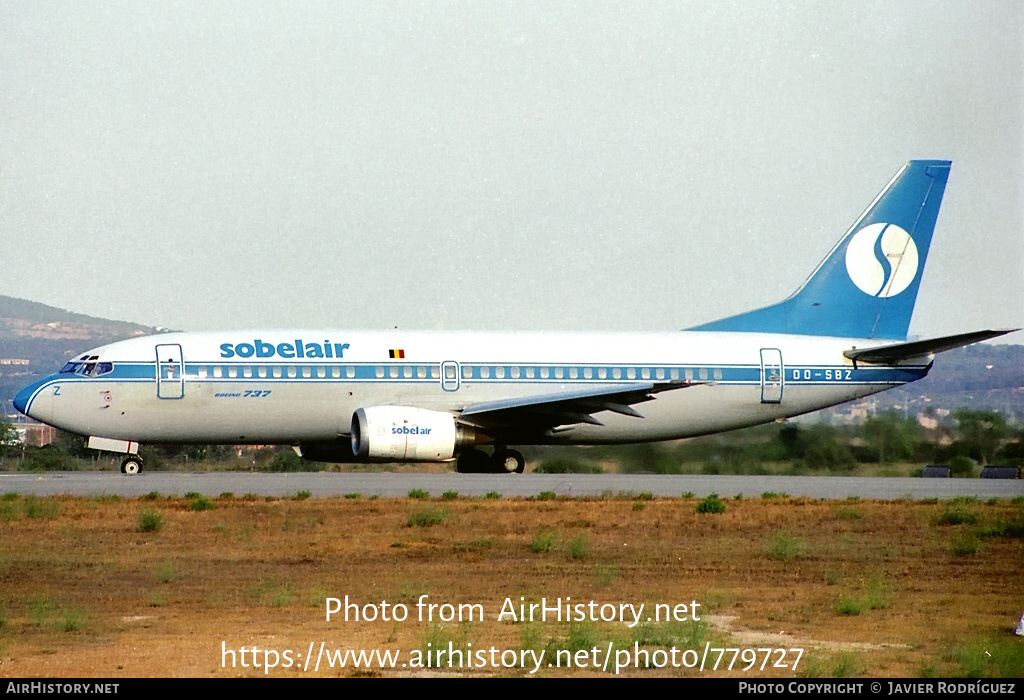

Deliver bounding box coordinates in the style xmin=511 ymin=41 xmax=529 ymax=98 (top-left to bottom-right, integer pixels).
xmin=0 ymin=492 xmax=1021 ymax=677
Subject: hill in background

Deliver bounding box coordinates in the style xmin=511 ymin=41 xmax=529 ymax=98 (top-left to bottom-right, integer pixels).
xmin=0 ymin=295 xmax=165 ymax=413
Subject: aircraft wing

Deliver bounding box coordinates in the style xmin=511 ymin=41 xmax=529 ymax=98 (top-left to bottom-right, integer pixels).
xmin=844 ymin=329 xmax=1018 ymax=364
xmin=458 ymin=380 xmax=699 ymax=433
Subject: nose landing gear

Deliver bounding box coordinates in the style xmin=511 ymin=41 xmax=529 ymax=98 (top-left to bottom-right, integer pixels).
xmin=120 ymin=456 xmax=143 ymax=475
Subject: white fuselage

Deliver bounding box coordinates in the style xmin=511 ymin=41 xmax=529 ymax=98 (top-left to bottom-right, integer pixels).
xmin=17 ymin=329 xmax=928 ymax=447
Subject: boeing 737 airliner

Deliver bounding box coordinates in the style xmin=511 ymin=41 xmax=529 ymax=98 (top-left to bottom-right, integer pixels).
xmin=14 ymin=160 xmax=1015 ymax=474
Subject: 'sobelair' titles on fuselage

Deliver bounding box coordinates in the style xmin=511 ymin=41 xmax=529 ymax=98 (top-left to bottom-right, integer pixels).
xmin=219 ymin=339 xmax=350 ymax=360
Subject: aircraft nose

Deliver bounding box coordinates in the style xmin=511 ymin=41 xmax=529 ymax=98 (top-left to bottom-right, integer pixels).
xmin=13 ymin=385 xmax=31 ymax=415
xmin=13 ymin=378 xmax=46 ymax=418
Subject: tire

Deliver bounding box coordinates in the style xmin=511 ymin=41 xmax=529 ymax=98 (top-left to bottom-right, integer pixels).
xmin=120 ymin=457 xmax=143 ymax=475
xmin=492 ymin=448 xmax=525 ymax=474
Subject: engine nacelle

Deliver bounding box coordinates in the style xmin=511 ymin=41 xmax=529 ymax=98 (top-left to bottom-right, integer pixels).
xmin=351 ymin=406 xmax=485 ymax=462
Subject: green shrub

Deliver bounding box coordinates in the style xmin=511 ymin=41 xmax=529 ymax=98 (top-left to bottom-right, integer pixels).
xmin=188 ymin=496 xmax=214 ymax=512
xmin=833 ymin=595 xmax=863 ymax=616
xmin=23 ymin=497 xmax=58 ymax=519
xmin=269 ymin=449 xmax=303 ymax=472
xmin=567 ymin=536 xmax=588 ymax=560
xmin=530 ymin=529 xmax=557 ymax=554
xmin=138 ymin=511 xmax=164 ymax=532
xmin=408 ymin=489 xmax=430 ymax=499
xmin=484 ymin=492 xmax=501 ymax=499
xmin=948 ymin=455 xmax=975 ymax=478
xmin=766 ymin=533 xmax=807 ymax=560
xmin=937 ymin=506 xmax=978 ymax=526
xmin=695 ymin=494 xmax=726 ymax=514
xmin=948 ymin=532 xmax=981 ymax=556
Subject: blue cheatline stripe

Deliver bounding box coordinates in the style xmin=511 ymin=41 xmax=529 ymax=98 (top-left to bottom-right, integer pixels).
xmin=27 ymin=360 xmax=927 ymax=403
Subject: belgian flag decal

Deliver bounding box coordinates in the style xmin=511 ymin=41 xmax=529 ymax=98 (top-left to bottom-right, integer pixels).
xmin=389 ymin=349 xmax=406 ymax=359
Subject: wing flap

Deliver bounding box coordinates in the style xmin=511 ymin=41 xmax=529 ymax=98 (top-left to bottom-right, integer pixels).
xmin=458 ymin=380 xmax=699 ymax=432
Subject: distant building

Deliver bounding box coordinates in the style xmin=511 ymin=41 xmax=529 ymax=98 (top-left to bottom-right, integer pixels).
xmin=15 ymin=422 xmax=56 ymax=447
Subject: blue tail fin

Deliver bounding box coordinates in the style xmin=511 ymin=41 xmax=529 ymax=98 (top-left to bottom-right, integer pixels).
xmin=688 ymin=160 xmax=951 ymax=340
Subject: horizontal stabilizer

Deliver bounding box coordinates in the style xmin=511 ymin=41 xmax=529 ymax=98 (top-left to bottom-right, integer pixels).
xmin=843 ymin=329 xmax=1018 ymax=364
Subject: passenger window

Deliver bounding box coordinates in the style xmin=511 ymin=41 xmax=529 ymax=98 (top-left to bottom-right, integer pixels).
xmin=332 ymin=367 xmax=340 ymax=378
xmin=273 ymin=366 xmax=282 ymax=378
xmin=698 ymin=368 xmax=708 ymax=380
xmin=598 ymin=367 xmax=607 ymax=379
xmin=462 ymin=365 xmax=472 ymax=379
xmin=258 ymin=366 xmax=267 ymax=378
xmin=389 ymin=366 xmax=398 ymax=379
xmin=317 ymin=366 xmax=326 ymax=378
xmin=626 ymin=368 xmax=636 ymax=380
xmin=684 ymin=368 xmax=693 ymax=381
xmin=417 ymin=366 xmax=426 ymax=379
xmin=346 ymin=366 xmax=356 ymax=379
xmin=554 ymin=367 xmax=564 ymax=379
xmin=670 ymin=368 xmax=679 ymax=380
xmin=199 ymin=366 xmax=208 ymax=379
xmin=403 ymin=366 xmax=412 ymax=379
xmin=613 ymin=367 xmax=621 ymax=379
xmin=641 ymin=368 xmax=650 ymax=380
xmin=655 ymin=368 xmax=665 ymax=380
xmin=376 ymin=366 xmax=385 ymax=378
xmin=525 ymin=367 xmax=535 ymax=379
xmin=713 ymin=368 xmax=723 ymax=381
xmin=495 ymin=366 xmax=505 ymax=379
xmin=243 ymin=366 xmax=252 ymax=378
xmin=540 ymin=367 xmax=550 ymax=379
xmin=480 ymin=366 xmax=490 ymax=379
xmin=303 ymin=366 xmax=312 ymax=379
xmin=214 ymin=366 xmax=223 ymax=378
xmin=228 ymin=366 xmax=238 ymax=378
xmin=431 ymin=366 xmax=440 ymax=379
xmin=288 ymin=366 xmax=297 ymax=378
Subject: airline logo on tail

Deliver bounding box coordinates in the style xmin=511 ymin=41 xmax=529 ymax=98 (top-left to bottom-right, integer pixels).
xmin=844 ymin=222 xmax=919 ymax=297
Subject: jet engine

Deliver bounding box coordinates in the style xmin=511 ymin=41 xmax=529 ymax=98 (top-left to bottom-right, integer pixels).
xmin=351 ymin=406 xmax=488 ymax=461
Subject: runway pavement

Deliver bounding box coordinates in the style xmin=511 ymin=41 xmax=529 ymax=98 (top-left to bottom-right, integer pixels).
xmin=1 ymin=471 xmax=1022 ymax=500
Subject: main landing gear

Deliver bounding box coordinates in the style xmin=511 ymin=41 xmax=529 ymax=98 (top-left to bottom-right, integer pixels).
xmin=456 ymin=447 xmax=525 ymax=474
xmin=120 ymin=455 xmax=143 ymax=475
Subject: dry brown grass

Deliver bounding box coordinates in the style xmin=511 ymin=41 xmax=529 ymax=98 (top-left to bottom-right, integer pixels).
xmin=0 ymin=494 xmax=1021 ymax=677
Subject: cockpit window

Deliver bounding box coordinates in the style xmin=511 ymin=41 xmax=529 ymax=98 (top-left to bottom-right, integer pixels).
xmin=59 ymin=361 xmax=113 ymax=377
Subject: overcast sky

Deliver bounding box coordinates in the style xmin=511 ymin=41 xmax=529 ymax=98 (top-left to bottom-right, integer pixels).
xmin=2 ymin=1 xmax=1021 ymax=342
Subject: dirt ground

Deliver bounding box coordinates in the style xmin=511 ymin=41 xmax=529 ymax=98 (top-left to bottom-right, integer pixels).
xmin=0 ymin=493 xmax=1021 ymax=678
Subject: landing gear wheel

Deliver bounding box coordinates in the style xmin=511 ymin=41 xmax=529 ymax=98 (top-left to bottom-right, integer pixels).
xmin=120 ymin=456 xmax=143 ymax=475
xmin=492 ymin=448 xmax=525 ymax=474
xmin=456 ymin=449 xmax=491 ymax=474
